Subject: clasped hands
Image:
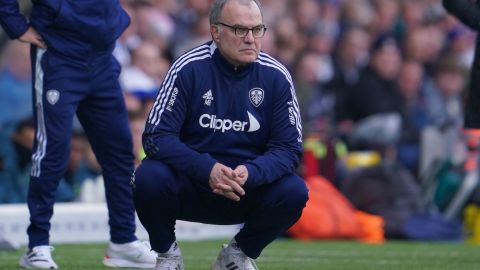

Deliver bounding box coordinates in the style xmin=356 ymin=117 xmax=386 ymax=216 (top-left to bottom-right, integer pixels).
xmin=209 ymin=163 xmax=248 ymax=201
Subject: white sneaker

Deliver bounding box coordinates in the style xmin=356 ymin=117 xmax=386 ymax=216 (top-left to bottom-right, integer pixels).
xmin=103 ymin=240 xmax=157 ymax=268
xmin=211 ymin=244 xmax=259 ymax=270
xmin=154 ymin=254 xmax=184 ymax=270
xmin=154 ymin=242 xmax=184 ymax=270
xmin=19 ymin=245 xmax=58 ymax=269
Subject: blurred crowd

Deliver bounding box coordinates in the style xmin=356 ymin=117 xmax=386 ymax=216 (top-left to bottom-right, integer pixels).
xmin=0 ymin=0 xmax=475 ymax=207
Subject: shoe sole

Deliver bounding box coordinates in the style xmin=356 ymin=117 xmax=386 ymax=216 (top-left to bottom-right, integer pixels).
xmin=103 ymin=257 xmax=155 ymax=268
xmin=19 ymin=255 xmax=58 ymax=269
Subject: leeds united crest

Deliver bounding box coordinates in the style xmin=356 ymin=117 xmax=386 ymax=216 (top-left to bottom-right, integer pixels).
xmin=46 ymin=89 xmax=60 ymax=105
xmin=249 ymin=88 xmax=264 ymax=107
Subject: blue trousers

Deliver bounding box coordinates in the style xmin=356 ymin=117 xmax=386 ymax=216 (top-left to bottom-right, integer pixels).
xmin=133 ymin=158 xmax=308 ymax=259
xmin=27 ymin=47 xmax=136 ymax=248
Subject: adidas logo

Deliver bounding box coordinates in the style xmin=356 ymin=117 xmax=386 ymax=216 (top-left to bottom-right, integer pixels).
xmin=202 ymin=90 xmax=214 ymax=106
xmin=225 ymin=262 xmax=239 ymax=270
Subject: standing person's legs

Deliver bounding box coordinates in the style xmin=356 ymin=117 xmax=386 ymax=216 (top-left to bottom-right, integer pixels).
xmin=27 ymin=48 xmax=84 ymax=248
xmin=76 ymin=55 xmax=136 ymax=244
xmin=21 ymin=48 xmax=86 ymax=269
xmin=77 ymin=55 xmax=156 ymax=268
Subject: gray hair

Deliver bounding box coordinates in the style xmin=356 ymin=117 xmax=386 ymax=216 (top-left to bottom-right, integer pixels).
xmin=209 ymin=0 xmax=263 ymax=25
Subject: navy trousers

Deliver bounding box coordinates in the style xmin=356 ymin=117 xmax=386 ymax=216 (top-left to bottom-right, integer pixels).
xmin=133 ymin=158 xmax=308 ymax=259
xmin=27 ymin=47 xmax=136 ymax=248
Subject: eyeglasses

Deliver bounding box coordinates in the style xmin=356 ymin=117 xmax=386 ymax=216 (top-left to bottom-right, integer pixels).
xmin=216 ymin=22 xmax=267 ymax=38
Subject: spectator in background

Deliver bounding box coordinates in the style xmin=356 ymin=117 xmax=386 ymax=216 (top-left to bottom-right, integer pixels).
xmin=114 ymin=0 xmax=142 ymax=67
xmin=120 ymin=41 xmax=164 ymax=100
xmin=294 ymin=51 xmax=336 ymax=135
xmin=340 ymin=0 xmax=375 ymax=31
xmin=331 ymin=26 xmax=371 ymax=91
xmin=135 ymin=4 xmax=175 ymax=52
xmin=371 ymin=0 xmax=401 ymax=37
xmin=399 ymin=0 xmax=426 ymax=32
xmin=173 ymin=0 xmax=214 ymax=58
xmin=424 ymin=56 xmax=467 ymax=130
xmin=331 ymin=26 xmax=371 ymax=133
xmin=0 ymin=118 xmax=34 ymax=204
xmin=273 ymin=16 xmax=305 ymax=68
xmin=0 ymin=0 xmax=156 ymax=269
xmin=396 ymin=60 xmax=430 ymax=176
xmin=0 ymin=41 xmax=32 ymax=129
xmin=337 ymin=34 xmax=403 ymax=124
xmin=133 ymin=0 xmax=308 ymax=269
xmin=403 ymin=25 xmax=445 ymax=73
xmin=444 ymin=24 xmax=476 ymax=69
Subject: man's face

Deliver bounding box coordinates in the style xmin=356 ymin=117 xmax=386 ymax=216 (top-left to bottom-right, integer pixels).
xmin=211 ymin=0 xmax=263 ymax=66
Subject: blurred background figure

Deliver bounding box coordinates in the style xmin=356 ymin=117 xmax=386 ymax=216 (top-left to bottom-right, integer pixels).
xmin=0 ymin=118 xmax=34 ymax=204
xmin=0 ymin=41 xmax=32 ymax=130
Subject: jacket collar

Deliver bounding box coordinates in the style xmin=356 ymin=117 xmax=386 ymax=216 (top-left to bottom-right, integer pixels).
xmin=210 ymin=41 xmax=254 ymax=78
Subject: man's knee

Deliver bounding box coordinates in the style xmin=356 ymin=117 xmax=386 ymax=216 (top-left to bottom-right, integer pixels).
xmin=133 ymin=159 xmax=177 ymax=196
xmin=269 ymin=175 xmax=309 ymax=211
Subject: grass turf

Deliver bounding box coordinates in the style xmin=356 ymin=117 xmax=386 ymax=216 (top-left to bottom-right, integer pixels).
xmin=1 ymin=239 xmax=479 ymax=270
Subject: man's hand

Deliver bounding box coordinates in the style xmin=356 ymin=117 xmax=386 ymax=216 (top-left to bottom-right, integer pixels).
xmin=209 ymin=163 xmax=245 ymax=201
xmin=19 ymin=27 xmax=47 ymax=49
xmin=233 ymin=165 xmax=248 ymax=186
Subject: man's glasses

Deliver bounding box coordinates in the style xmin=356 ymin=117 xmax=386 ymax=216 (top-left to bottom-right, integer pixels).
xmin=216 ymin=22 xmax=267 ymax=38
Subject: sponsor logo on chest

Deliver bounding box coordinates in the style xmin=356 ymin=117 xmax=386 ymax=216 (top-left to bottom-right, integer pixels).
xmin=199 ymin=111 xmax=260 ymax=133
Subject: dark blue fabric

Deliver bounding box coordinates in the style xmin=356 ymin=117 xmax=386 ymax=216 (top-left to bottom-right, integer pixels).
xmin=0 ymin=0 xmax=129 ymax=60
xmin=133 ymin=158 xmax=308 ymax=258
xmin=404 ymin=212 xmax=463 ymax=241
xmin=143 ymin=42 xmax=303 ymax=188
xmin=27 ymin=47 xmax=136 ymax=248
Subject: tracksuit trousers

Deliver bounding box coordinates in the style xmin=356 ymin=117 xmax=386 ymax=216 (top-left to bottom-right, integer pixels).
xmin=27 ymin=47 xmax=136 ymax=248
xmin=133 ymin=158 xmax=308 ymax=259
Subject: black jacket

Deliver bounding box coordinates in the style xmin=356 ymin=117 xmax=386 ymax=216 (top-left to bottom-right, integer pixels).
xmin=443 ymin=0 xmax=480 ymax=128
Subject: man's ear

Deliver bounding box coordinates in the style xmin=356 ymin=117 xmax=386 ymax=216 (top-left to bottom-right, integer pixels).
xmin=211 ymin=24 xmax=220 ymax=42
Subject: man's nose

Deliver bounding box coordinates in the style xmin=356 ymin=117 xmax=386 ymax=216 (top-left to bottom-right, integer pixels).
xmin=243 ymin=30 xmax=255 ymax=42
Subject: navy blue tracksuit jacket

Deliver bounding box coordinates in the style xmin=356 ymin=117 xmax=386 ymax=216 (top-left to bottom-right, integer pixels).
xmin=143 ymin=41 xmax=303 ymax=188
xmin=0 ymin=0 xmax=137 ymax=248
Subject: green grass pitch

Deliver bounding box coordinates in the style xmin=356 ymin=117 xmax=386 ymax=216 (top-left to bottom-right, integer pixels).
xmin=1 ymin=239 xmax=479 ymax=269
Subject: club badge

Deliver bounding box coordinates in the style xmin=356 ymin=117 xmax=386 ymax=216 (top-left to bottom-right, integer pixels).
xmin=46 ymin=89 xmax=60 ymax=105
xmin=249 ymin=88 xmax=264 ymax=107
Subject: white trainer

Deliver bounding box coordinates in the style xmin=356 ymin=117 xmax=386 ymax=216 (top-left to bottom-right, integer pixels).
xmin=211 ymin=243 xmax=259 ymax=270
xmin=19 ymin=245 xmax=58 ymax=269
xmin=154 ymin=242 xmax=184 ymax=270
xmin=103 ymin=240 xmax=157 ymax=268
xmin=154 ymin=254 xmax=184 ymax=270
